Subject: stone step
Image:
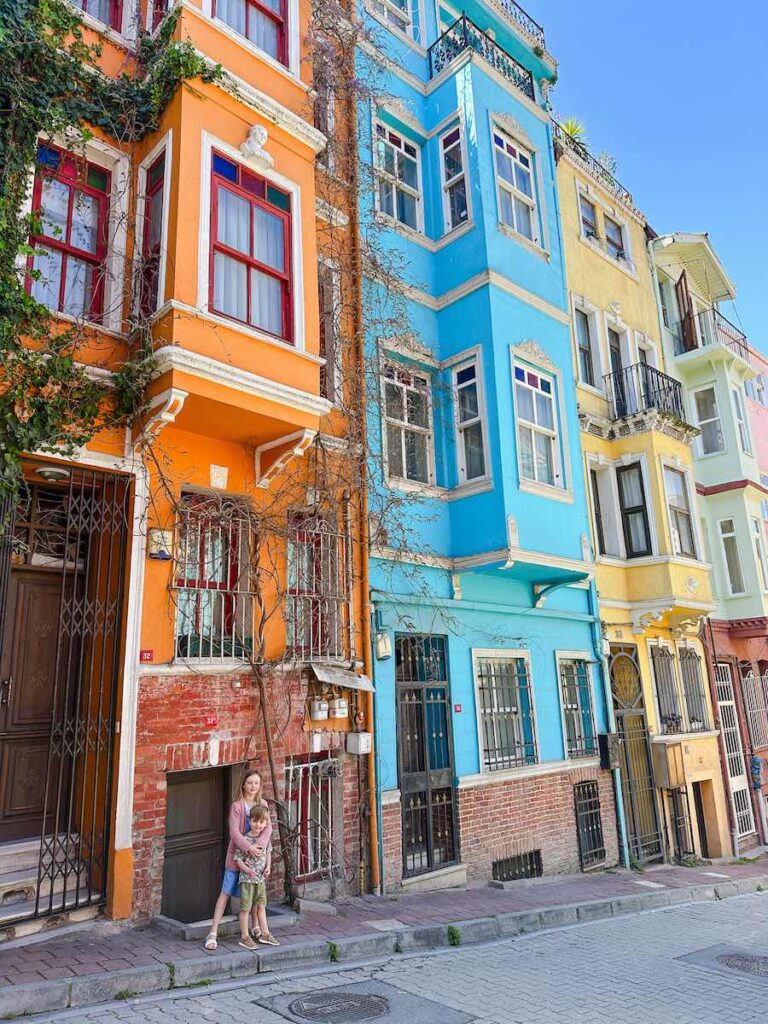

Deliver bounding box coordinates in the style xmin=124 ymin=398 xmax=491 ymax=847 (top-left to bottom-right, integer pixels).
xmin=0 ymin=836 xmax=82 ymax=877
xmin=0 ymin=866 xmax=76 ymax=908
xmin=0 ymin=885 xmax=98 ymax=927
xmin=154 ymin=903 xmax=299 ymax=942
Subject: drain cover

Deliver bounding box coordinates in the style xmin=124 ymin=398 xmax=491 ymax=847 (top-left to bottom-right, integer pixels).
xmin=287 ymin=992 xmax=389 ymax=1023
xmin=717 ymin=954 xmax=768 ymax=977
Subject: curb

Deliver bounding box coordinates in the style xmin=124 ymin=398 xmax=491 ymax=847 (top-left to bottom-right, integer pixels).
xmin=2 ymin=875 xmax=766 ymax=1018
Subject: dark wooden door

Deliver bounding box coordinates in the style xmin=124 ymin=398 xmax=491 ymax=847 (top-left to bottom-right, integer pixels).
xmin=162 ymin=767 xmax=226 ymax=923
xmin=0 ymin=570 xmax=62 ymax=841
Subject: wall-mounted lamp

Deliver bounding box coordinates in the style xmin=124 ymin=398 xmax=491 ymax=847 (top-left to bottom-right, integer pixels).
xmin=36 ymin=465 xmax=70 ymax=483
xmin=147 ymin=527 xmax=173 ymax=561
xmin=373 ymin=608 xmax=391 ymax=660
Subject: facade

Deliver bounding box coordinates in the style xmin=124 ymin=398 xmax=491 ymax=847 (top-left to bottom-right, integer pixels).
xmin=361 ymin=3 xmax=620 ymax=891
xmin=650 ymin=235 xmax=768 ymax=850
xmin=556 ymin=135 xmax=731 ymax=864
xmin=1 ymin=0 xmax=374 ymax=934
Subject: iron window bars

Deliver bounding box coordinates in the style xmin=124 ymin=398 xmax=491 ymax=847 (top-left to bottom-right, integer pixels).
xmin=651 ymin=646 xmax=709 ymax=735
xmin=284 ymin=755 xmax=341 ymax=879
xmin=492 ymin=849 xmax=542 ymax=882
xmin=559 ymin=659 xmax=597 ymax=758
xmin=741 ymin=669 xmax=768 ymax=750
xmin=476 ymin=655 xmax=538 ymax=770
xmin=574 ymin=781 xmax=606 ymax=870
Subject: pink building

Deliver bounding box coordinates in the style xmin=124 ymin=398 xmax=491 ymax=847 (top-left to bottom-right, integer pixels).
xmin=745 ymin=343 xmax=768 ymax=497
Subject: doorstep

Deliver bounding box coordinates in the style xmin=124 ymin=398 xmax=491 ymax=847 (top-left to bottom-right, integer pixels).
xmin=400 ymin=863 xmax=468 ymax=894
xmin=154 ymin=904 xmax=299 ymax=941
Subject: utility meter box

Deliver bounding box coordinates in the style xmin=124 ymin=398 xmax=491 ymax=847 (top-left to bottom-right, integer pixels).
xmin=651 ymin=742 xmax=686 ymax=789
xmin=346 ymin=732 xmax=372 ymax=755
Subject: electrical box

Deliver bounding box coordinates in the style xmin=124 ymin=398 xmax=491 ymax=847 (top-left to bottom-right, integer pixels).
xmin=598 ymin=732 xmax=621 ymax=770
xmin=651 ymin=742 xmax=686 ymax=789
xmin=346 ymin=731 xmax=372 ymax=755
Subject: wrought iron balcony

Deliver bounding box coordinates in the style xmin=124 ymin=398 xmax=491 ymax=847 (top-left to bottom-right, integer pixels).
xmin=603 ymin=362 xmax=686 ymax=424
xmin=551 ymin=121 xmax=635 ymax=210
xmin=427 ymin=15 xmax=535 ymax=100
xmin=494 ymin=0 xmax=545 ymax=47
xmin=673 ymin=307 xmax=750 ymax=362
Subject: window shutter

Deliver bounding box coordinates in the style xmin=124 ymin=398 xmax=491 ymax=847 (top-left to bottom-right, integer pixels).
xmin=675 ymin=271 xmax=697 ymax=352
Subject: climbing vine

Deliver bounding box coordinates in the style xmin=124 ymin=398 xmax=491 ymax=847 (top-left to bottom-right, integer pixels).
xmin=0 ymin=0 xmax=223 ymax=493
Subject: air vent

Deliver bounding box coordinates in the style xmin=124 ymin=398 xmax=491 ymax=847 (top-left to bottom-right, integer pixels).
xmin=492 ymin=849 xmax=542 ymax=882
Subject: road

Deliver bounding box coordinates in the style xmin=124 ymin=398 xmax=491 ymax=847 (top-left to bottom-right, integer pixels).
xmin=43 ymin=891 xmax=768 ymax=1024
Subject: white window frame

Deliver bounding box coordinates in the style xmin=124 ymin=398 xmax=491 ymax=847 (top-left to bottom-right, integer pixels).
xmin=555 ymin=651 xmax=597 ymax=760
xmin=133 ymin=130 xmax=173 ymax=319
xmin=203 ymin=0 xmax=301 ymax=79
xmin=374 ymin=122 xmax=423 ymax=234
xmin=578 ymin=193 xmax=599 ymax=241
xmin=662 ymin=463 xmax=698 ymax=560
xmin=317 ymin=256 xmax=341 ymax=405
xmin=572 ymin=301 xmax=603 ymax=390
xmin=471 ymin=648 xmax=539 ymax=774
xmin=718 ymin=517 xmax=746 ymax=596
xmin=439 ymin=124 xmax=470 ymax=234
xmin=367 ymin=0 xmax=423 ymax=44
xmin=452 ymin=357 xmax=489 ymax=485
xmin=691 ymin=384 xmax=725 ymax=457
xmin=381 ymin=362 xmax=435 ymax=485
xmin=603 ymin=212 xmax=627 ymax=263
xmin=492 ymin=125 xmax=539 ymax=246
xmin=513 ymin=362 xmax=564 ymax=490
xmin=751 ymin=517 xmax=768 ymax=592
xmin=732 ymin=386 xmax=753 ymax=455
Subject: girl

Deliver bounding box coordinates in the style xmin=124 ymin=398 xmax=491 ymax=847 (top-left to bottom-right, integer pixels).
xmin=204 ymin=769 xmax=273 ymax=951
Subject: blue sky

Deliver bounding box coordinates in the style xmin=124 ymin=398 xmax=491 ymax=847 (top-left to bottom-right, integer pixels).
xmin=526 ymin=0 xmax=767 ymax=353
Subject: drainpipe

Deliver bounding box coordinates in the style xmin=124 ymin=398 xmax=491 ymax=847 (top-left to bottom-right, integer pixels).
xmin=369 ymin=600 xmax=385 ymax=894
xmin=587 ymin=578 xmax=630 ymax=867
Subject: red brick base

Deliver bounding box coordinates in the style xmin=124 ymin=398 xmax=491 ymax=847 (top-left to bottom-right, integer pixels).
xmin=131 ymin=669 xmax=369 ymax=919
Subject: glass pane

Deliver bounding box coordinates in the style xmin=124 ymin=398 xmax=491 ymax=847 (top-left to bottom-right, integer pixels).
xmin=213 ymin=251 xmax=247 ymax=320
xmin=514 ymin=197 xmax=533 ymax=240
xmin=499 ymin=189 xmax=513 ymax=228
xmin=515 ymin=383 xmax=534 ymax=423
xmin=619 ymin=467 xmax=643 ymax=507
xmin=700 ymin=419 xmax=723 ymax=455
xmin=71 ymin=191 xmax=99 ymax=253
xmin=463 ymin=421 xmax=485 ymax=480
xmin=398 ymin=152 xmax=418 ymax=190
xmin=448 ymin=180 xmax=467 ymax=227
xmin=443 ymin=142 xmax=462 ymax=179
xmin=534 ymin=431 xmax=554 ymax=485
xmin=458 ymin=381 xmax=478 ymax=422
xmin=407 ymin=387 xmax=428 ymax=428
xmin=247 ymin=7 xmax=279 ymax=58
xmin=534 ymin=391 xmax=553 ymax=429
xmin=695 ymin=387 xmax=718 ymax=422
xmin=664 ymin=468 xmax=688 ymax=510
xmin=405 ymin=429 xmax=429 ymax=482
xmin=724 ymin=535 xmax=745 ymax=593
xmin=218 ymin=186 xmax=250 ymax=254
xmin=495 ymin=149 xmax=513 ymax=184
xmin=254 ymin=206 xmax=285 ymax=271
xmin=397 ymin=188 xmax=417 ymax=229
xmin=378 ymin=180 xmax=394 ymax=218
xmin=386 ymin=424 xmax=403 ymax=478
xmin=250 ymin=268 xmax=283 ymax=336
xmin=514 ymin=162 xmax=532 ymax=198
xmin=518 ymin=425 xmax=534 ymax=480
xmin=626 ymin=511 xmax=649 ymax=555
xmin=30 ymin=249 xmax=63 ymax=310
xmin=39 ymin=177 xmax=69 ymax=240
xmin=62 ymin=256 xmax=94 ymax=318
xmin=385 ymin=380 xmax=404 ymax=420
xmin=217 ymin=0 xmax=246 ymax=34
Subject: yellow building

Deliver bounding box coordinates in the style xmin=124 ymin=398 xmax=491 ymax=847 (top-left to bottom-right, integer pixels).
xmin=554 ymin=125 xmax=731 ymax=864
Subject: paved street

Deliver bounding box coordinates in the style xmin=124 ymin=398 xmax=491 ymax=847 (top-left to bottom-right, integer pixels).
xmin=40 ymin=891 xmax=768 ymax=1024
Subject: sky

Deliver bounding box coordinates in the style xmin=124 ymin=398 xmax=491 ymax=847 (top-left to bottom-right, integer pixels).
xmin=525 ymin=0 xmax=768 ymax=353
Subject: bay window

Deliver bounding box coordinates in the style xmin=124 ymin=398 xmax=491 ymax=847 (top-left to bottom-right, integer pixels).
xmin=719 ymin=518 xmax=745 ymax=595
xmin=375 ymin=124 xmax=421 ymax=232
xmin=514 ymin=365 xmax=560 ymax=487
xmin=214 ymin=0 xmax=287 ymax=64
xmin=440 ymin=126 xmax=468 ymax=232
xmin=139 ymin=151 xmax=166 ymax=317
xmin=72 ymin=0 xmax=122 ymax=30
xmin=732 ymin=387 xmax=752 ymax=454
xmin=210 ymin=152 xmax=292 ymax=341
xmin=664 ymin=467 xmax=696 ymax=559
xmin=616 ymin=463 xmax=651 ymax=557
xmin=493 ymin=129 xmax=537 ymax=243
xmin=383 ymin=365 xmax=433 ymax=484
xmin=693 ymin=387 xmax=724 ymax=455
xmin=28 ymin=143 xmax=110 ymax=323
xmin=751 ymin=518 xmax=768 ymax=591
xmin=454 ymin=361 xmax=486 ymax=483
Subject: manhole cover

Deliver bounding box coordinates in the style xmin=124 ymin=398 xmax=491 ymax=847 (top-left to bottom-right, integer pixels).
xmin=717 ymin=954 xmax=768 ymax=977
xmin=287 ymin=991 xmax=389 ymax=1023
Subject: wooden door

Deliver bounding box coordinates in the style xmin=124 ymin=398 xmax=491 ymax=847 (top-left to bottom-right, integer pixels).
xmin=675 ymin=271 xmax=697 ymax=352
xmin=162 ymin=767 xmax=226 ymax=923
xmin=0 ymin=570 xmax=62 ymax=841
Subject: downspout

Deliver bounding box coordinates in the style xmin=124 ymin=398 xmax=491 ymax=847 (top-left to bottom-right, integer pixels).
xmin=369 ymin=600 xmax=385 ymax=894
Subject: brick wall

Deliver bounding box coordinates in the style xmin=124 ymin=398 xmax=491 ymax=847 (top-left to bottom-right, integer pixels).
xmin=132 ymin=669 xmax=369 ymax=919
xmin=381 ymin=796 xmax=402 ymax=892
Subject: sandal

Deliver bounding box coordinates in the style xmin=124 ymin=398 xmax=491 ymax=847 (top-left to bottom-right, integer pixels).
xmin=258 ymin=933 xmax=280 ymax=946
xmin=249 ymin=927 xmax=262 ymax=941
xmin=204 ymin=933 xmax=218 ymax=951
xmin=239 ymin=936 xmax=259 ymax=950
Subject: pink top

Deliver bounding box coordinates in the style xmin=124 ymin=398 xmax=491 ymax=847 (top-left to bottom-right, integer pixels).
xmin=224 ymin=797 xmax=273 ymax=871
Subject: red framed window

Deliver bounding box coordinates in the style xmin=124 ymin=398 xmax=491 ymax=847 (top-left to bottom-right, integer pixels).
xmin=28 ymin=143 xmax=111 ymax=323
xmin=150 ymin=0 xmax=169 ymax=30
xmin=139 ymin=151 xmax=166 ymax=317
xmin=213 ymin=0 xmax=288 ymax=65
xmin=73 ymin=0 xmax=123 ymax=31
xmin=210 ymin=152 xmax=292 ymax=342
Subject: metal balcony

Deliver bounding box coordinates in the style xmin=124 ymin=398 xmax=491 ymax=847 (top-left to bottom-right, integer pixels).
xmin=494 ymin=0 xmax=545 ymax=47
xmin=603 ymin=362 xmax=687 ymax=424
xmin=673 ymin=308 xmax=750 ymax=362
xmin=427 ymin=14 xmax=535 ymax=100
xmin=552 ymin=121 xmax=636 ymax=210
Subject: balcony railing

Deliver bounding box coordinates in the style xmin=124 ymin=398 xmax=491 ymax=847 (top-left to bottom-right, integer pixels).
xmin=603 ymin=362 xmax=686 ymax=424
xmin=552 ymin=121 xmax=635 ymax=210
xmin=673 ymin=308 xmax=750 ymax=362
xmin=427 ymin=15 xmax=535 ymax=100
xmin=494 ymin=0 xmax=545 ymax=47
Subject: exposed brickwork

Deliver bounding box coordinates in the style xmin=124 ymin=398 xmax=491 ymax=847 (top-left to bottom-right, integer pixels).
xmin=132 ymin=668 xmax=368 ymax=919
xmin=381 ymin=797 xmax=402 ymax=892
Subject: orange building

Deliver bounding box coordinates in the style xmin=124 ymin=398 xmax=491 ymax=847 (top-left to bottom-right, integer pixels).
xmin=1 ymin=0 xmax=374 ymax=936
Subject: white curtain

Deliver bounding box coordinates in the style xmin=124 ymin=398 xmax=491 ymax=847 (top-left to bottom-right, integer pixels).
xmin=254 ymin=207 xmax=284 ymax=270
xmin=250 ymin=269 xmax=282 ymax=335
xmin=217 ymin=0 xmax=245 ymax=34
xmin=247 ymin=7 xmax=278 ymax=57
xmin=214 ymin=252 xmax=247 ymax=321
xmin=218 ymin=186 xmax=249 ymax=253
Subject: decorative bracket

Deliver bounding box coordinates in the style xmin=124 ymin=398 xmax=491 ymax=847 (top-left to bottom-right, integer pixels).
xmin=255 ymin=429 xmax=316 ymax=488
xmin=135 ymin=387 xmax=188 ymax=446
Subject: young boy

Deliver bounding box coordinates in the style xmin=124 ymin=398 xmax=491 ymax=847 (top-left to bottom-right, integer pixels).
xmin=234 ymin=804 xmax=280 ymax=950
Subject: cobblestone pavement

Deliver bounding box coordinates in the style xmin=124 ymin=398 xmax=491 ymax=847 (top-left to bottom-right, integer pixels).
xmin=41 ymin=891 xmax=768 ymax=1024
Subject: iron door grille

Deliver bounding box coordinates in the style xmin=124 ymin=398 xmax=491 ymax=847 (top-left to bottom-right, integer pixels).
xmin=574 ymin=781 xmax=606 ymax=870
xmin=395 ymin=635 xmax=457 ymax=878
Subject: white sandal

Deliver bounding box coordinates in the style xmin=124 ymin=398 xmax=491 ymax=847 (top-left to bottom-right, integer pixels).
xmin=204 ymin=932 xmax=218 ymax=951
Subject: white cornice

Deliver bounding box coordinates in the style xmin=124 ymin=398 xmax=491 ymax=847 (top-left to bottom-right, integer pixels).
xmin=398 ymin=269 xmax=570 ymax=324
xmin=152 ymin=346 xmax=331 ymax=418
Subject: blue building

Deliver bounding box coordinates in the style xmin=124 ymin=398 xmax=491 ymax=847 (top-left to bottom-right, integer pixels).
xmin=359 ymin=2 xmax=624 ymax=889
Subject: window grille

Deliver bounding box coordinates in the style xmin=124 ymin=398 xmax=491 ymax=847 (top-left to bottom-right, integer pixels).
xmin=742 ymin=670 xmax=768 ymax=749
xmin=287 ymin=512 xmax=349 ymax=662
xmin=284 ymin=756 xmax=341 ymax=878
xmin=492 ymin=849 xmax=542 ymax=882
xmin=559 ymin=660 xmax=597 ymax=758
xmin=715 ymin=663 xmax=756 ymax=838
xmin=574 ymin=781 xmax=606 ymax=870
xmin=174 ymin=494 xmax=256 ymax=661
xmin=678 ymin=649 xmax=709 ymax=732
xmin=476 ymin=655 xmax=537 ymax=770
xmin=667 ymin=787 xmax=694 ymax=860
xmin=650 ymin=647 xmax=683 ymax=734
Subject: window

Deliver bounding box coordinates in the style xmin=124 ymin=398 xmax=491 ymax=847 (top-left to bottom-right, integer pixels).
xmin=732 ymin=387 xmax=752 ymax=454
xmin=664 ymin=467 xmax=696 ymax=559
xmin=575 ymin=308 xmax=596 ymax=387
xmin=383 ymin=365 xmax=433 ymax=484
xmin=558 ymin=659 xmax=596 ymax=758
xmin=285 ymin=756 xmax=338 ymax=878
xmin=72 ymin=0 xmax=122 ymax=30
xmin=741 ymin=669 xmax=768 ymax=750
xmin=370 ymin=0 xmax=421 ymax=41
xmin=318 ymin=262 xmax=338 ymax=402
xmin=574 ymin=781 xmax=606 ymax=869
xmin=440 ymin=127 xmax=468 ymax=232
xmin=693 ymin=387 xmax=724 ymax=455
xmin=213 ymin=0 xmax=287 ymax=64
xmin=617 ymin=464 xmax=651 ymax=557
xmin=313 ymin=70 xmax=334 ymax=170
xmin=375 ymin=124 xmax=421 ymax=232
xmin=650 ymin=646 xmax=683 ymax=734
xmin=589 ymin=469 xmax=606 ymax=556
xmin=604 ymin=215 xmax=625 ymax=262
xmin=719 ymin=518 xmax=745 ymax=595
xmin=138 ymin=151 xmax=166 ymax=317
xmin=493 ymin=129 xmax=537 ymax=243
xmin=174 ymin=494 xmax=255 ymax=660
xmin=27 ymin=143 xmax=110 ymax=323
xmin=287 ymin=513 xmax=347 ymax=661
xmin=150 ymin=0 xmax=169 ymax=30
xmin=579 ymin=195 xmax=598 ymax=239
xmin=514 ymin=365 xmax=560 ymax=487
xmin=751 ymin=518 xmax=768 ymax=591
xmin=454 ymin=362 xmax=486 ymax=483
xmin=475 ymin=654 xmax=537 ymax=770
xmin=761 ymin=499 xmax=768 ymax=522
xmin=210 ymin=152 xmax=292 ymax=340
xmin=678 ymin=648 xmax=709 ymax=732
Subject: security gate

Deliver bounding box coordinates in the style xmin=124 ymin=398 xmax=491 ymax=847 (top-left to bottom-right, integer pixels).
xmin=395 ymin=635 xmax=457 ymax=878
xmin=715 ymin=663 xmax=755 ymax=838
xmin=609 ymin=645 xmax=663 ymax=864
xmin=0 ymin=464 xmax=131 ymax=919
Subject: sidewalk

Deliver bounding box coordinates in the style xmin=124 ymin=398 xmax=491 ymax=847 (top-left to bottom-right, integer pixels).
xmin=2 ymin=859 xmax=767 ymax=1018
